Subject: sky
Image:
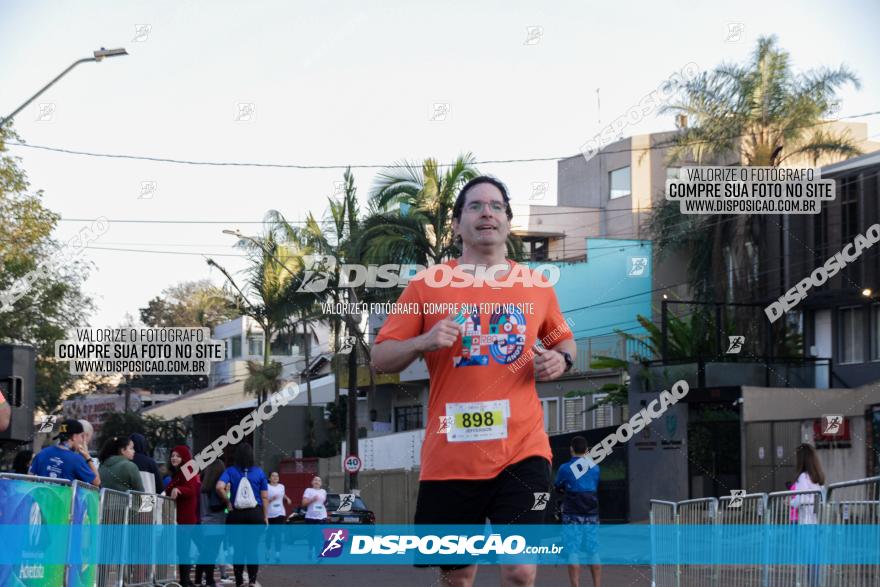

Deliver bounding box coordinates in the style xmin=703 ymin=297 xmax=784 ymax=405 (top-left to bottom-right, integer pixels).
xmin=1 ymin=0 xmax=878 ymax=328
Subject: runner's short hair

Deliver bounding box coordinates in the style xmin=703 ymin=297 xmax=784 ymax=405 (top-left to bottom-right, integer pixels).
xmin=452 ymin=176 xmax=513 ymax=222
xmin=571 ymin=436 xmax=588 ymax=455
xmin=233 ymin=442 xmax=254 ymax=469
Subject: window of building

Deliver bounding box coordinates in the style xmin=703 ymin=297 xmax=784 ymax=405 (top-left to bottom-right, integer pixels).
xmin=523 ymin=237 xmax=549 ymax=262
xmin=841 ymin=177 xmax=860 ymax=282
xmin=227 ymin=336 xmax=242 ymax=358
xmin=247 ymin=335 xmax=264 ymax=357
xmin=609 ymin=167 xmax=631 ymax=199
xmin=839 ymin=306 xmax=865 ymax=364
xmin=563 ymin=397 xmax=586 ymax=432
xmin=270 ymin=330 xmax=302 ymax=356
xmin=394 ymin=405 xmax=423 ymax=432
xmin=871 ymin=305 xmax=880 ymax=361
xmin=592 ymin=393 xmax=614 ymax=428
xmin=813 ymin=212 xmax=828 ymax=267
xmin=745 ymin=241 xmax=759 ymax=289
xmin=841 ymin=177 xmax=859 ymax=242
xmin=540 ymin=398 xmax=559 ymax=433
xmin=723 ymin=245 xmax=735 ymax=304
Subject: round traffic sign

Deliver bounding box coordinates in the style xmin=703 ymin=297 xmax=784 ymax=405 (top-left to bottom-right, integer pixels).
xmin=344 ymin=454 xmax=362 ymax=473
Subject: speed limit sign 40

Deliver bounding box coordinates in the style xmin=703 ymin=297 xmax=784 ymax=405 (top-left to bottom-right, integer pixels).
xmin=344 ymin=455 xmax=362 ymax=473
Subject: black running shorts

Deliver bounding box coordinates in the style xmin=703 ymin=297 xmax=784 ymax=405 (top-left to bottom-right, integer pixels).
xmin=413 ymin=455 xmax=552 ymax=571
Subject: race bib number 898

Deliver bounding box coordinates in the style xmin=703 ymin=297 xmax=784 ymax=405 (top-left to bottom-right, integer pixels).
xmin=456 ymin=410 xmax=502 ymax=429
xmin=446 ymin=400 xmax=509 ymax=442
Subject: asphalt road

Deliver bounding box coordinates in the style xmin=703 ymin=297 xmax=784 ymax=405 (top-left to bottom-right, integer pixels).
xmin=256 ymin=563 xmax=653 ymax=586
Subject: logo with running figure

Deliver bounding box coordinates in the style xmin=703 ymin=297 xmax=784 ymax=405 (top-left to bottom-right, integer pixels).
xmin=437 ymin=415 xmax=454 ymax=434
xmin=38 ymin=415 xmax=57 ymax=433
xmin=320 ymin=528 xmax=348 ymax=558
xmin=298 ymin=255 xmax=337 ymax=293
xmin=531 ymin=492 xmax=550 ymax=510
xmin=337 ymin=494 xmax=355 ymax=513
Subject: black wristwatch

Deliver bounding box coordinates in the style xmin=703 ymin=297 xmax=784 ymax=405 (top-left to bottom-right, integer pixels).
xmin=560 ymin=351 xmax=573 ymax=373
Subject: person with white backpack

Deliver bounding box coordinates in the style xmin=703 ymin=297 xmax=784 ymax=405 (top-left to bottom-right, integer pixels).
xmin=216 ymin=443 xmax=269 ymax=587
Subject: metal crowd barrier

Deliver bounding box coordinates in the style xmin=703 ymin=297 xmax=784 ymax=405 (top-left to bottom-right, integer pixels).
xmin=822 ymin=477 xmax=880 ymax=587
xmin=69 ymin=480 xmax=101 ymax=587
xmin=716 ymin=492 xmax=765 ymax=587
xmin=1 ymin=472 xmax=181 ymax=586
xmin=766 ymin=489 xmax=823 ymax=587
xmin=650 ymin=476 xmax=880 ymax=587
xmin=649 ymin=500 xmax=678 ymax=587
xmin=676 ymin=498 xmax=717 ymax=586
xmin=97 ymin=488 xmax=130 ymax=587
xmin=153 ymin=494 xmax=178 ymax=585
xmin=125 ymin=491 xmax=158 ymax=586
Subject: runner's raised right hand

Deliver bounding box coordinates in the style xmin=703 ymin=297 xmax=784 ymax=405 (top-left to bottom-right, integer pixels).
xmin=416 ymin=313 xmax=461 ymax=352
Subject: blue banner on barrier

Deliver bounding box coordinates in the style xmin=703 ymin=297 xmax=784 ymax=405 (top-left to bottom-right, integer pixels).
xmin=2 ymin=524 xmax=880 ymax=565
xmin=0 ymin=477 xmax=72 ymax=586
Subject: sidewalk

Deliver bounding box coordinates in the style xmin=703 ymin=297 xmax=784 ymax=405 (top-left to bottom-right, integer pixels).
xmin=258 ymin=564 xmax=653 ymax=586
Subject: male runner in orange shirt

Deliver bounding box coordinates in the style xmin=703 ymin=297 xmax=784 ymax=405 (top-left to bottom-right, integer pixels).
xmin=372 ymin=176 xmax=575 ymax=587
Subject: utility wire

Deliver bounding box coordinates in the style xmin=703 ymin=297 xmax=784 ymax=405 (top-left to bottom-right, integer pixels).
xmin=5 ymin=111 xmax=877 ymax=169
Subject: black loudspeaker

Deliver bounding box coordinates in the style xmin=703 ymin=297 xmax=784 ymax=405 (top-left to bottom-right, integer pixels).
xmin=0 ymin=344 xmax=36 ymax=444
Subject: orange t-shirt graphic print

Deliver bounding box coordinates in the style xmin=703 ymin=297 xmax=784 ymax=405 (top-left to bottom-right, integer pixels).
xmin=374 ymin=259 xmax=573 ymax=481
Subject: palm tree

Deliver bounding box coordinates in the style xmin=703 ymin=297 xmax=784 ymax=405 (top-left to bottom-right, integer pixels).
xmin=649 ymin=35 xmax=862 ymax=307
xmin=362 ymin=154 xmax=476 ymax=266
xmin=268 ymin=168 xmax=364 ymax=404
xmin=267 ymin=168 xmax=377 ymax=466
xmin=206 ymin=231 xmax=299 ymax=464
xmin=568 ymin=313 xmax=710 ymax=410
xmin=360 ymin=153 xmax=517 ymax=264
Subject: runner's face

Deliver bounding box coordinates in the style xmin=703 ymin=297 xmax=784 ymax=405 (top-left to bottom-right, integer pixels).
xmin=454 ymin=183 xmax=510 ymax=250
xmin=270 ymin=472 xmax=279 ymax=484
xmin=312 ymin=477 xmax=322 ymax=489
xmin=170 ymin=451 xmax=181 ymax=467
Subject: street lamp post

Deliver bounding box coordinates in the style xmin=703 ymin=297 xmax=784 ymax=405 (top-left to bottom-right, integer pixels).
xmin=0 ymin=47 xmax=128 ymax=128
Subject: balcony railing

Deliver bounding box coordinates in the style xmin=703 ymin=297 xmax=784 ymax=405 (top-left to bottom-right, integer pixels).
xmin=631 ymin=357 xmax=831 ymax=392
xmin=575 ymin=333 xmax=652 ymax=372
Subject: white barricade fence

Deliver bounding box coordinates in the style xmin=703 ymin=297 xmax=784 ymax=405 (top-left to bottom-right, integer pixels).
xmin=716 ymin=492 xmax=765 ymax=587
xmin=821 ymin=477 xmax=880 ymax=587
xmin=650 ymin=476 xmax=880 ymax=587
xmin=766 ymin=489 xmax=824 ymax=587
xmin=675 ymin=498 xmax=717 ymax=587
xmin=649 ymin=500 xmax=679 ymax=587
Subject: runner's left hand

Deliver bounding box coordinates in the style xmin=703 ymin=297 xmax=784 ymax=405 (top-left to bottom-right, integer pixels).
xmin=534 ymin=347 xmax=565 ymax=381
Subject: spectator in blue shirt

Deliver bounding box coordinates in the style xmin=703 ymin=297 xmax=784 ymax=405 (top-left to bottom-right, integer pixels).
xmin=554 ymin=436 xmax=600 ymax=587
xmin=30 ymin=419 xmax=101 ymax=486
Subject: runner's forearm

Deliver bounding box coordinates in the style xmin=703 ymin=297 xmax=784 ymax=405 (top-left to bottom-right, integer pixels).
xmin=371 ymin=336 xmax=426 ymax=373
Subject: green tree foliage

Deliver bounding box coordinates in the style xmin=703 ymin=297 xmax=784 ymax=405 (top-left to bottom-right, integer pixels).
xmin=568 ymin=312 xmax=802 ymax=409
xmin=649 ymin=36 xmax=862 ymax=306
xmin=139 ymin=280 xmax=239 ymax=329
xmin=132 ymin=280 xmax=239 ymax=394
xmin=97 ymin=411 xmax=189 ymax=458
xmin=0 ymin=127 xmax=95 ymax=413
